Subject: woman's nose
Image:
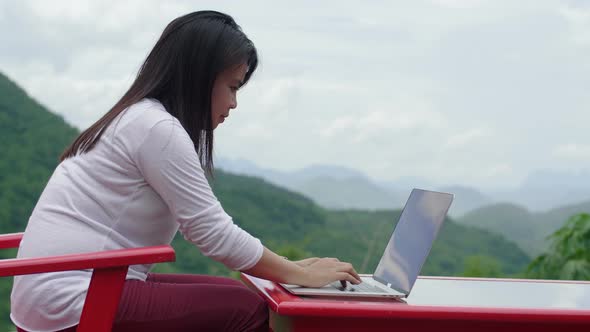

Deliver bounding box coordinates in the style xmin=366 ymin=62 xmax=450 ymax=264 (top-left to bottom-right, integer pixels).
xmin=229 ymin=95 xmax=237 ymax=109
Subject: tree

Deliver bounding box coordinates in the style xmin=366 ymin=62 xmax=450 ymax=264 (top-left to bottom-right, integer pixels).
xmin=462 ymin=255 xmax=503 ymax=278
xmin=275 ymin=244 xmax=310 ymax=261
xmin=526 ymin=213 xmax=590 ymax=280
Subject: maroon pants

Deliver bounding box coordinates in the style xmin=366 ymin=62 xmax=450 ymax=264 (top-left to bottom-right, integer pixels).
xmin=18 ymin=273 xmax=269 ymax=332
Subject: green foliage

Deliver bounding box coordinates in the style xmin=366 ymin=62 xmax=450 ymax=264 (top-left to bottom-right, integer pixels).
xmin=0 ymin=278 xmax=13 ymax=332
xmin=428 ymin=221 xmax=529 ymax=277
xmin=210 ymin=170 xmax=327 ymax=248
xmin=461 ymin=255 xmax=503 ymax=278
xmin=526 ymin=213 xmax=590 ymax=280
xmin=275 ymin=245 xmax=310 ymax=261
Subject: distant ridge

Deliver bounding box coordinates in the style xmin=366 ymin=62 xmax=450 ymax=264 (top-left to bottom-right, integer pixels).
xmin=217 ymin=157 xmax=590 ymax=217
xmin=457 ymin=200 xmax=590 ymax=255
xmin=217 ymin=157 xmax=407 ymax=210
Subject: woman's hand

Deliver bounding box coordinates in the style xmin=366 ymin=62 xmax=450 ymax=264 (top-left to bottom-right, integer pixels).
xmin=242 ymin=248 xmax=361 ymax=288
xmin=299 ymin=257 xmax=362 ymax=288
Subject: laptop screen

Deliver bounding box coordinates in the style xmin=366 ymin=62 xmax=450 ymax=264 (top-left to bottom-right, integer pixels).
xmin=373 ymin=189 xmax=453 ymax=295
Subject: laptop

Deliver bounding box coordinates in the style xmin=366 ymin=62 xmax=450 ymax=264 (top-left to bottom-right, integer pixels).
xmin=281 ymin=188 xmax=454 ymax=299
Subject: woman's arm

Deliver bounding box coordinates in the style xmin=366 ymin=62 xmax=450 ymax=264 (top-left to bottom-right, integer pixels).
xmin=292 ymin=257 xmax=320 ymax=267
xmin=242 ymin=247 xmax=361 ymax=288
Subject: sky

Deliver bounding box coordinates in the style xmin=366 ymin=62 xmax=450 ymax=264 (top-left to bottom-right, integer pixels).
xmin=1 ymin=0 xmax=589 ymax=189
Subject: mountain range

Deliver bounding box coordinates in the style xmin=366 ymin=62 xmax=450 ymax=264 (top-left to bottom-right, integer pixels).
xmin=216 ymin=158 xmax=590 ymax=256
xmin=456 ymin=200 xmax=590 ymax=256
xmin=216 ymin=157 xmax=590 ymax=217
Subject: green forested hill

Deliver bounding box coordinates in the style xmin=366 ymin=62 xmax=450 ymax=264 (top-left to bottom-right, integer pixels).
xmin=155 ymin=170 xmax=330 ymax=276
xmin=0 ymin=72 xmax=78 ymax=233
xmin=211 ymin=170 xmax=326 ymax=245
xmin=457 ymin=201 xmax=590 ymax=256
xmin=0 ymin=71 xmax=531 ymax=330
xmin=283 ymin=209 xmax=529 ymax=276
xmin=0 ymin=72 xmax=79 ymax=330
xmin=160 ymin=176 xmax=531 ymax=278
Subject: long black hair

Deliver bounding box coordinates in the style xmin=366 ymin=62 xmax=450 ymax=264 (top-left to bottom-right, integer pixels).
xmin=60 ymin=10 xmax=258 ymax=176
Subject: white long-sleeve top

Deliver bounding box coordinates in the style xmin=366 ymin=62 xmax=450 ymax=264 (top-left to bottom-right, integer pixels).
xmin=10 ymin=98 xmax=263 ymax=332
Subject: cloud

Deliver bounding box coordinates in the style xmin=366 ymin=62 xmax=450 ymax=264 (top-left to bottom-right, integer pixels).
xmin=559 ymin=4 xmax=590 ymax=46
xmin=483 ymin=163 xmax=514 ymax=178
xmin=231 ymin=122 xmax=274 ymax=140
xmin=321 ymin=108 xmax=446 ymax=143
xmin=4 ymin=55 xmax=133 ymax=128
xmin=430 ymin=0 xmax=489 ymax=9
xmin=553 ymin=144 xmax=590 ymax=160
xmin=2 ymin=0 xmax=590 ymax=189
xmin=444 ymin=128 xmax=491 ymax=150
xmin=244 ymin=77 xmax=303 ymax=113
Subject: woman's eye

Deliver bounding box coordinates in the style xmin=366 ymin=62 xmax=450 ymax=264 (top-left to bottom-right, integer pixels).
xmin=230 ymin=86 xmax=239 ymax=92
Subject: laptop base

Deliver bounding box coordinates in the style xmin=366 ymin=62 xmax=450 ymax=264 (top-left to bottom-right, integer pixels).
xmin=280 ymin=274 xmax=407 ymax=299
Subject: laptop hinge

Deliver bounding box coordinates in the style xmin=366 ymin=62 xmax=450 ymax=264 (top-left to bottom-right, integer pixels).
xmin=373 ymin=275 xmax=407 ymax=296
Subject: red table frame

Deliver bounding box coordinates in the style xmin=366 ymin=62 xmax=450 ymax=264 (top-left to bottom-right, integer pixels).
xmin=241 ymin=273 xmax=590 ymax=332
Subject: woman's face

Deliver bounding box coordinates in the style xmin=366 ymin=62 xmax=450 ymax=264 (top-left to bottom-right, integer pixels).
xmin=211 ymin=63 xmax=248 ymax=129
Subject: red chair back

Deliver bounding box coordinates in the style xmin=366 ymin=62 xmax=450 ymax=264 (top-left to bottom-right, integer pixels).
xmin=0 ymin=233 xmax=175 ymax=332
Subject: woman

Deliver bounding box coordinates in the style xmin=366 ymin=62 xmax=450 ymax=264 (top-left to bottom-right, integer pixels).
xmin=10 ymin=10 xmax=361 ymax=332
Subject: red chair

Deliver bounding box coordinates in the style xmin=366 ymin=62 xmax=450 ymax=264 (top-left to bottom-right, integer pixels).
xmin=0 ymin=232 xmax=176 ymax=332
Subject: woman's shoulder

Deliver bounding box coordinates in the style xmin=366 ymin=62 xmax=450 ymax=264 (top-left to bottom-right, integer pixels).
xmin=106 ymin=99 xmax=186 ymax=151
xmin=128 ymin=98 xmax=176 ymax=124
xmin=114 ymin=99 xmax=179 ymax=133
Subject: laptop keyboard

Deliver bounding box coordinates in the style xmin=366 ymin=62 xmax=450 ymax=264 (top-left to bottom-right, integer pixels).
xmin=330 ymin=281 xmax=388 ymax=293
